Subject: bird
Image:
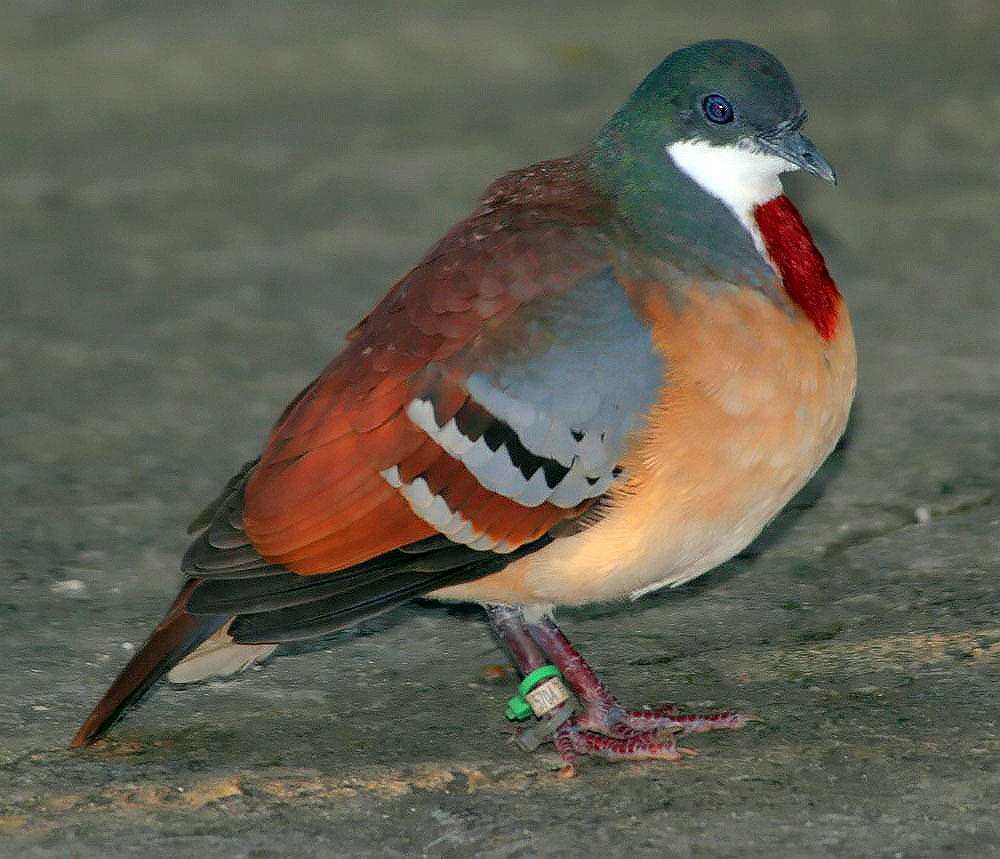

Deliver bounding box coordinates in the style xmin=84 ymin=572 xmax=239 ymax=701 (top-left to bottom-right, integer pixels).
xmin=71 ymin=39 xmax=856 ymax=775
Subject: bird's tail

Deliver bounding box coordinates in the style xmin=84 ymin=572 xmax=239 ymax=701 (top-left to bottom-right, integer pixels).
xmin=69 ymin=580 xmax=227 ymax=748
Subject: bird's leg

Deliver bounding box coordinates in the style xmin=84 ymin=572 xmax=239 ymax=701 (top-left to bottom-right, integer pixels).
xmin=526 ymin=614 xmax=750 ymax=737
xmin=486 ymin=606 xmax=750 ymax=774
xmin=485 ymin=605 xmax=577 ymax=753
xmin=486 ymin=604 xmax=548 ymax=677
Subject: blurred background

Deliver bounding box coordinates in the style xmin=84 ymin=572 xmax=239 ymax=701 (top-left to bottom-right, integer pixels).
xmin=2 ymin=2 xmax=998 ymax=855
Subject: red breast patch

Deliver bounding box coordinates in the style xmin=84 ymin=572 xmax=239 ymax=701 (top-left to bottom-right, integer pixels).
xmin=754 ymin=195 xmax=841 ymax=341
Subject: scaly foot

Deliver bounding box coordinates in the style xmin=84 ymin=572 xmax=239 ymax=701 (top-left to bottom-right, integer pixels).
xmin=488 ymin=605 xmax=753 ymax=775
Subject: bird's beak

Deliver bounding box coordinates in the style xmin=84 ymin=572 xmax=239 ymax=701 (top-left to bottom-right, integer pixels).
xmin=759 ymin=131 xmax=837 ymax=186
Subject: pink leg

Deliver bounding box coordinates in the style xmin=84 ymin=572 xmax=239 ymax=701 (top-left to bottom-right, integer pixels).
xmin=486 ymin=606 xmax=751 ymax=775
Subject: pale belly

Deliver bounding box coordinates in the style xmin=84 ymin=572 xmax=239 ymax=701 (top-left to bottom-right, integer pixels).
xmin=432 ymin=287 xmax=857 ymax=607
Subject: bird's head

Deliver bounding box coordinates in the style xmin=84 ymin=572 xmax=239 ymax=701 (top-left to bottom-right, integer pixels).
xmin=594 ymin=40 xmax=835 ymax=230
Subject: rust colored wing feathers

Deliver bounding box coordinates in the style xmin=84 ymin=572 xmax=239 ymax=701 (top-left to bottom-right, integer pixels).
xmin=71 ymin=160 xmax=634 ymax=747
xmin=242 ymin=164 xmax=615 ymax=574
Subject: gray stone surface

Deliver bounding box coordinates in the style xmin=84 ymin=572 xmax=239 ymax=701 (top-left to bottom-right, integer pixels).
xmin=2 ymin=2 xmax=998 ymax=856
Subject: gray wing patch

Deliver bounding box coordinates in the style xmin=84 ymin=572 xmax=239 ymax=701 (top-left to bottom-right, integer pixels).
xmin=408 ymin=268 xmax=663 ymax=508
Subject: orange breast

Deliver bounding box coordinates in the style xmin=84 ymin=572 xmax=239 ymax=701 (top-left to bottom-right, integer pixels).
xmin=433 ymin=283 xmax=856 ymax=606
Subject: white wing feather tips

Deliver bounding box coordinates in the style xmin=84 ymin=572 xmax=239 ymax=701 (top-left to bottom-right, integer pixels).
xmin=405 ymin=388 xmax=617 ymax=510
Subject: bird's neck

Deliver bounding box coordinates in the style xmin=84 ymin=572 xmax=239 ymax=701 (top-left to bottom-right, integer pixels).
xmin=664 ymin=139 xmax=843 ymax=341
xmin=664 ymin=139 xmax=786 ymax=257
xmin=586 ymin=133 xmax=776 ymax=289
xmin=587 ymin=133 xmax=841 ymax=340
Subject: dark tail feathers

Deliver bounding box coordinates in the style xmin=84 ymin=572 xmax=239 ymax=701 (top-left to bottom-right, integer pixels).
xmin=70 ymin=581 xmax=226 ymax=748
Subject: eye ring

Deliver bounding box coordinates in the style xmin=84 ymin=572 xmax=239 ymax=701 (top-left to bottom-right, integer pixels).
xmin=702 ymin=94 xmax=734 ymax=124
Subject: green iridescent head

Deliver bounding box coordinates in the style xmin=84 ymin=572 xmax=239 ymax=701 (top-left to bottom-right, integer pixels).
xmin=597 ymin=39 xmax=834 ymax=183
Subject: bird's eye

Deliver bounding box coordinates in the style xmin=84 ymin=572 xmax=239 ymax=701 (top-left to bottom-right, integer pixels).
xmin=702 ymin=94 xmax=734 ymax=124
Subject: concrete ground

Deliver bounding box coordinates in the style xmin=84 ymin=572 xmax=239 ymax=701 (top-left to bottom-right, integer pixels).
xmin=1 ymin=2 xmax=998 ymax=856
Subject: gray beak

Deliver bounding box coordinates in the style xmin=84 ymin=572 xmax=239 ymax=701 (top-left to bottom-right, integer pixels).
xmin=760 ymin=130 xmax=837 ymax=185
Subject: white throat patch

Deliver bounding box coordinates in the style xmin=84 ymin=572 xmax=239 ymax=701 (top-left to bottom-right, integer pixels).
xmin=667 ymin=139 xmax=793 ymax=246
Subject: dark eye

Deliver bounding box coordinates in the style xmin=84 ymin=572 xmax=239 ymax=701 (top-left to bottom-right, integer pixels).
xmin=702 ymin=94 xmax=734 ymax=124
